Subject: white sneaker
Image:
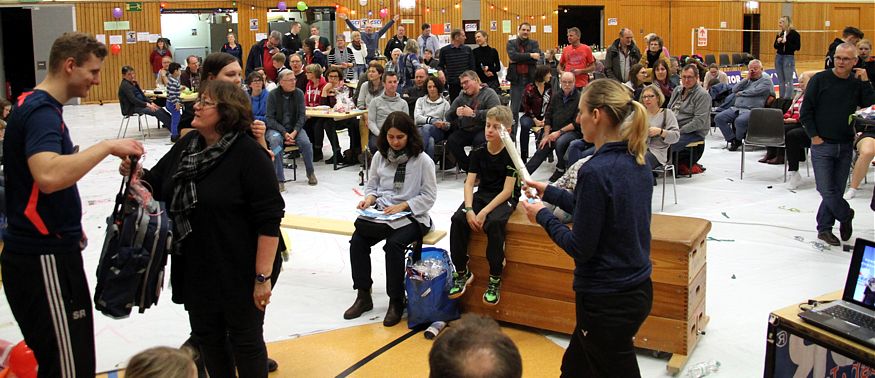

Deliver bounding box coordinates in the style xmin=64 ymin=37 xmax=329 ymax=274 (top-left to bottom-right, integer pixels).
xmin=787 ymin=171 xmax=802 ymax=190
xmin=844 ymin=187 xmax=858 ymax=200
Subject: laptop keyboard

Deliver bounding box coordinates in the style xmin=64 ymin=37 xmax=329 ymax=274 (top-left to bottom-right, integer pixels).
xmin=823 ymin=305 xmax=875 ymax=330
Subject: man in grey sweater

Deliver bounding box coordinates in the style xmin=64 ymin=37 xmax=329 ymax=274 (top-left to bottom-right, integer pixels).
xmin=714 ymin=60 xmax=774 ymax=150
xmin=367 ymin=72 xmax=409 ymax=151
xmin=667 ymin=64 xmax=712 ymax=156
xmin=265 ymin=71 xmax=317 ymax=185
xmin=445 ymin=70 xmax=502 ymax=171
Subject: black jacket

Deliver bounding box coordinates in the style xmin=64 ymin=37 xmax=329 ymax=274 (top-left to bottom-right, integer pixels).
xmin=505 ymin=37 xmax=541 ymax=82
xmin=246 ymin=39 xmax=277 ymax=77
xmin=773 ymin=29 xmax=801 ymax=55
xmin=604 ymin=38 xmax=642 ymax=82
xmin=118 ymin=79 xmax=148 ymax=116
xmin=384 ymin=36 xmax=408 ymax=58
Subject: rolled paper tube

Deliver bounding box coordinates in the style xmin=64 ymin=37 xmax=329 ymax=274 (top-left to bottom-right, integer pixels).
xmin=498 ymin=126 xmax=539 ymax=202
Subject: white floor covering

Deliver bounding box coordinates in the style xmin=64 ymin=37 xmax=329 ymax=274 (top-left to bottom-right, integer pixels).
xmin=0 ymin=102 xmax=872 ymax=377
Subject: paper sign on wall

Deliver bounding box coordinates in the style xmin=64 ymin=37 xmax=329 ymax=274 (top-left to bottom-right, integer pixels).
xmin=255 ymin=33 xmax=267 ymax=41
xmin=608 ymin=18 xmax=617 ymax=26
xmin=464 ymin=23 xmax=477 ymax=32
xmin=531 ymin=25 xmax=536 ymax=33
xmin=697 ymin=27 xmax=708 ymax=47
xmin=438 ymin=35 xmax=451 ymax=45
xmin=432 ymin=23 xmax=444 ymax=35
xmin=444 ymin=23 xmax=452 ymax=33
xmin=490 ymin=21 xmax=497 ymax=31
xmin=720 ymin=21 xmax=727 ymax=28
xmin=544 ymin=25 xmax=552 ymax=33
xmin=109 ymin=35 xmax=123 ymax=45
xmin=137 ymin=32 xmax=149 ymax=42
xmin=249 ymin=18 xmax=259 ymax=30
xmin=148 ymin=34 xmax=160 ymax=43
xmin=502 ymin=20 xmax=511 ymax=33
xmin=95 ymin=34 xmax=106 ymax=45
xmin=401 ymin=18 xmax=415 ymax=24
xmin=126 ymin=31 xmax=137 ymax=44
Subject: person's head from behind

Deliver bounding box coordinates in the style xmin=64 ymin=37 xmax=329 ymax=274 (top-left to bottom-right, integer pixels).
xmin=278 ymin=70 xmax=297 ymax=92
xmin=577 ymin=79 xmax=648 ymax=165
xmin=272 ymin=52 xmax=287 ymax=70
xmin=405 ymin=39 xmax=420 ymax=55
xmin=200 ymin=52 xmax=242 ymax=85
xmin=485 ymin=106 xmax=513 ymax=143
xmin=377 ymin=111 xmax=423 ymax=157
xmin=842 ymin=26 xmax=864 ymax=45
xmin=49 ymin=32 xmax=108 ymax=98
xmin=168 ymin=62 xmax=182 ymax=78
xmin=429 ymin=314 xmax=522 ymax=378
xmin=193 ymin=80 xmax=253 ymax=135
xmin=383 ymin=71 xmax=399 ymax=95
xmin=125 ymin=346 xmax=196 ymax=378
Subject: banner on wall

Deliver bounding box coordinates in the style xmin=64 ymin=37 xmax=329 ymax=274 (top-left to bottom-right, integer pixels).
xmin=249 ymin=18 xmax=259 ymax=30
xmin=697 ymin=27 xmax=708 ymax=47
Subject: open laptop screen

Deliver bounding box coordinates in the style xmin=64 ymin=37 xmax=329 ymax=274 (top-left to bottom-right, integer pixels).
xmin=846 ymin=239 xmax=875 ymax=309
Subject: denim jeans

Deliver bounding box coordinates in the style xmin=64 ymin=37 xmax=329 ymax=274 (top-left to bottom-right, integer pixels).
xmin=353 ymin=64 xmax=367 ymax=81
xmin=418 ymin=124 xmax=448 ymax=160
xmin=810 ymin=142 xmax=853 ymax=233
xmin=266 ymin=130 xmax=286 ymax=182
xmin=518 ymin=115 xmax=536 ymax=161
xmin=715 ymin=107 xmax=752 ymax=142
xmin=525 ymin=131 xmax=581 ymax=174
xmin=566 ymin=139 xmax=596 ymax=167
xmin=775 ymin=54 xmax=796 ymax=99
xmin=165 ymin=102 xmax=180 ymax=137
xmin=510 ymin=76 xmax=532 ymax=139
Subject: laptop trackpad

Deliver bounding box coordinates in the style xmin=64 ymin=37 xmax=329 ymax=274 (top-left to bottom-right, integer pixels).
xmin=826 ymin=317 xmax=860 ymax=330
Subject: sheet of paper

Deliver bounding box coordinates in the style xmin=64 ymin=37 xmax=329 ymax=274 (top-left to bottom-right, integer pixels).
xmin=137 ymin=32 xmax=149 ymax=42
xmin=109 ymin=35 xmax=123 ymax=45
xmin=95 ymin=34 xmax=106 ymax=45
xmin=502 ymin=20 xmax=511 ymax=33
xmin=255 ymin=32 xmax=267 ymax=41
xmin=148 ymin=33 xmax=160 ymax=43
xmin=357 ymin=209 xmax=411 ymax=221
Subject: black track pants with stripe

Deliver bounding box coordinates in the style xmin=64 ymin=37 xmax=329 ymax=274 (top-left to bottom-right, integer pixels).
xmin=1 ymin=250 xmax=96 ymax=378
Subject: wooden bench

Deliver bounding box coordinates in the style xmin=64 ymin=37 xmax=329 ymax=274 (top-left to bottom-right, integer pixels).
xmin=280 ymin=214 xmax=447 ymax=245
xmin=460 ymin=207 xmax=710 ymax=374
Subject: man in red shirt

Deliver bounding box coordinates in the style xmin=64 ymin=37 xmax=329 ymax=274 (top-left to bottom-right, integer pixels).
xmin=559 ymin=27 xmax=596 ymax=90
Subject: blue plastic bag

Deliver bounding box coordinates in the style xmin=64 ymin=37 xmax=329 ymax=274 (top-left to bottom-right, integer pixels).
xmin=405 ymin=247 xmax=460 ymax=328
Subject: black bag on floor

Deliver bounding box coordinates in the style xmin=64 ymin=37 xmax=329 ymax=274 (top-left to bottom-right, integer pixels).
xmin=94 ymin=156 xmax=172 ymax=319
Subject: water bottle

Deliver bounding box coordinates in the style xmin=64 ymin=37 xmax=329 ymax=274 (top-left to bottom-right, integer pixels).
xmin=686 ymin=360 xmax=721 ymax=378
xmin=424 ymin=321 xmax=447 ymax=339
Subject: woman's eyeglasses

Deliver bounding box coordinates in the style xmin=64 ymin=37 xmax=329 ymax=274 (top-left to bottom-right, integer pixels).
xmin=196 ymin=98 xmax=217 ymax=108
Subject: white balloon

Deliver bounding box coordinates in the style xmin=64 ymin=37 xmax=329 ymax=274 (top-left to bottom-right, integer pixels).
xmin=359 ymin=0 xmax=367 ymax=5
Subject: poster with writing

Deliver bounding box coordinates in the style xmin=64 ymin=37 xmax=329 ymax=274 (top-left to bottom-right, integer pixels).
xmin=249 ymin=18 xmax=258 ymax=30
xmin=95 ymin=34 xmax=106 ymax=45
xmin=109 ymin=35 xmax=123 ymax=45
xmin=126 ymin=31 xmax=137 ymax=44
xmin=490 ymin=21 xmax=497 ymax=32
xmin=502 ymin=20 xmax=511 ymax=33
xmin=137 ymin=32 xmax=149 ymax=42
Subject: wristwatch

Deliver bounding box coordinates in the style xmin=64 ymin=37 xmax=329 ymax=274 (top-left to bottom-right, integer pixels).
xmin=255 ymin=273 xmax=272 ymax=284
xmin=462 ymin=207 xmax=473 ymax=213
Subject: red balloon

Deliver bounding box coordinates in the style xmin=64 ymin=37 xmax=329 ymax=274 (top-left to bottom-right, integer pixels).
xmin=8 ymin=341 xmax=37 ymax=378
xmin=110 ymin=44 xmax=122 ymax=55
xmin=338 ymin=6 xmax=349 ymax=14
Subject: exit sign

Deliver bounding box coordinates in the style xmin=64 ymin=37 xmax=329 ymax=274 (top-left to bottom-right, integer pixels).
xmin=125 ymin=2 xmax=142 ymax=11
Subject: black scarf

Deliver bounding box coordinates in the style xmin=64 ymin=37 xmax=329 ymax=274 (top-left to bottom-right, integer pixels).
xmin=170 ymin=130 xmax=241 ymax=245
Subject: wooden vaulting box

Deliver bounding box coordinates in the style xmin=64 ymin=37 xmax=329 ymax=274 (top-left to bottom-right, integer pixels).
xmin=460 ymin=207 xmax=711 ymax=373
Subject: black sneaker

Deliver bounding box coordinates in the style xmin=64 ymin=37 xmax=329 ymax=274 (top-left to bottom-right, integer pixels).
xmin=170 ymin=135 xmax=179 ymax=143
xmin=818 ymin=232 xmax=841 ymax=247
xmin=267 ymin=358 xmax=278 ymax=372
xmin=840 ymin=209 xmax=854 ymax=241
xmin=325 ymin=155 xmax=341 ymax=165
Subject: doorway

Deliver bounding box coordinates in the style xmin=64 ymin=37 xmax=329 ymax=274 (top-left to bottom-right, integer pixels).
xmin=557 ymin=6 xmax=603 ymax=50
xmin=160 ymin=10 xmax=239 ymax=65
xmin=743 ymin=14 xmax=760 ymax=57
xmin=1 ymin=8 xmax=35 ymax=100
xmin=267 ymin=7 xmax=336 ymax=50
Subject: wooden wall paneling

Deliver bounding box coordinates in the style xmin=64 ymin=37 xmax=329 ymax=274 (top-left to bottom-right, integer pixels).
xmin=793 ymin=2 xmax=832 ymax=64
xmin=483 ymin=0 xmax=558 ymax=68
xmin=718 ymin=1 xmax=743 ymax=57
xmin=757 ymin=2 xmax=783 ymax=65
xmin=669 ymin=1 xmax=718 ymax=57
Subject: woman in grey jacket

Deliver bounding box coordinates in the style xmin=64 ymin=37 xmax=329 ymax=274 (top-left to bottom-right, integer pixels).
xmin=414 ymin=76 xmax=451 ymax=159
xmin=343 ymin=112 xmax=437 ymax=327
xmin=640 ymin=85 xmax=680 ymax=168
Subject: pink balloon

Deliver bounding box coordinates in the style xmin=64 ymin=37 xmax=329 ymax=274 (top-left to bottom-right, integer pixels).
xmin=277 ymin=1 xmax=287 ymax=11
xmin=112 ymin=7 xmax=123 ymax=19
xmin=379 ymin=8 xmax=388 ymax=18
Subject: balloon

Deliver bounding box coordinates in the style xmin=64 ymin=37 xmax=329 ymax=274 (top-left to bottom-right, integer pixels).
xmin=111 ymin=7 xmax=123 ymax=19
xmin=277 ymin=1 xmax=287 ymax=11
xmin=8 ymin=341 xmax=37 ymax=378
xmin=338 ymin=6 xmax=349 ymax=14
xmin=110 ymin=44 xmax=121 ymax=55
xmin=296 ymin=1 xmax=308 ymax=11
xmin=379 ymin=8 xmax=388 ymax=18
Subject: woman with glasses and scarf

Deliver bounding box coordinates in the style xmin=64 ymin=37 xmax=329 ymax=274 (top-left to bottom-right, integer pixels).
xmin=121 ymin=80 xmax=284 ymax=378
xmin=343 ymin=112 xmax=437 ymax=327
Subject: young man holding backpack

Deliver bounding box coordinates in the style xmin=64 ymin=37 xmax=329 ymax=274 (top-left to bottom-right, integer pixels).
xmin=2 ymin=32 xmax=144 ymax=377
